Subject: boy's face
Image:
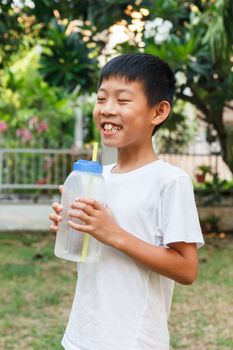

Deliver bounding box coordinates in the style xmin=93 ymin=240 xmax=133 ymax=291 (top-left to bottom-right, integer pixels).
xmin=93 ymin=77 xmax=157 ymax=149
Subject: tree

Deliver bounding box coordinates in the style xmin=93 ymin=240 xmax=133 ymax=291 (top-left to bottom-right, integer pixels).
xmin=0 ymin=47 xmax=75 ymax=148
xmin=0 ymin=0 xmax=147 ymax=148
xmin=39 ymin=18 xmax=97 ymax=93
xmin=30 ymin=0 xmax=149 ymax=92
xmin=140 ymin=0 xmax=233 ymax=173
xmin=0 ymin=0 xmax=142 ymax=90
xmin=1 ymin=0 xmax=232 ymax=172
xmin=0 ymin=0 xmax=39 ymax=68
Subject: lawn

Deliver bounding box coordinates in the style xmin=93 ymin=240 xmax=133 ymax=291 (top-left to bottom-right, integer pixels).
xmin=0 ymin=232 xmax=232 ymax=350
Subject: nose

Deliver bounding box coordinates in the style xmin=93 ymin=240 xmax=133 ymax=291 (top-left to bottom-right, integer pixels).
xmin=100 ymin=100 xmax=117 ymax=117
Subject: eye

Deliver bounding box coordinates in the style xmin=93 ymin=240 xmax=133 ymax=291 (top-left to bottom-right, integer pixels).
xmin=118 ymin=99 xmax=131 ymax=103
xmin=97 ymin=97 xmax=106 ymax=102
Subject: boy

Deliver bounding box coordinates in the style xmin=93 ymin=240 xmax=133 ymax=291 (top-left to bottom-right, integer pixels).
xmin=50 ymin=53 xmax=204 ymax=350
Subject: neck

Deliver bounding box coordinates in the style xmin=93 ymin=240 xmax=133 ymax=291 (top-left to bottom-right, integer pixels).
xmin=113 ymin=140 xmax=158 ymax=173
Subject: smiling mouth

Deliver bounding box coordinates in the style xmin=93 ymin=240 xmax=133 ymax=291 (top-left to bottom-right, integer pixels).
xmin=101 ymin=122 xmax=122 ymax=133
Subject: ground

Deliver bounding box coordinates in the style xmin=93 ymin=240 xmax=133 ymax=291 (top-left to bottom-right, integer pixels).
xmin=169 ymin=235 xmax=233 ymax=349
xmin=0 ymin=232 xmax=232 ymax=350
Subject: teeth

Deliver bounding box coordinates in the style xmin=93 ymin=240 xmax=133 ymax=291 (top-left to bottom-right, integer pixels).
xmin=104 ymin=124 xmax=113 ymax=130
xmin=103 ymin=123 xmax=122 ymax=131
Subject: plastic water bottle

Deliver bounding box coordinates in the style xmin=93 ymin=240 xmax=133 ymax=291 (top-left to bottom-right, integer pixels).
xmin=54 ymin=159 xmax=106 ymax=263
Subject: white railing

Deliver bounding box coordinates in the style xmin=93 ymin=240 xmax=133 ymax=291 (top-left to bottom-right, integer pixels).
xmin=0 ymin=148 xmax=92 ymax=193
xmin=0 ymin=148 xmax=232 ymax=195
xmin=160 ymin=153 xmax=232 ymax=181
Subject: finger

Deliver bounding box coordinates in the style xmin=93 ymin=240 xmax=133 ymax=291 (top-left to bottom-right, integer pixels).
xmin=71 ymin=201 xmax=95 ymax=216
xmin=52 ymin=202 xmax=63 ymax=213
xmin=75 ymin=197 xmax=102 ymax=210
xmin=49 ymin=213 xmax=58 ymax=225
xmin=50 ymin=224 xmax=58 ymax=233
xmin=49 ymin=212 xmax=62 ymax=223
xmin=68 ymin=220 xmax=91 ymax=233
xmin=68 ymin=210 xmax=90 ymax=223
xmin=59 ymin=185 xmax=63 ymax=194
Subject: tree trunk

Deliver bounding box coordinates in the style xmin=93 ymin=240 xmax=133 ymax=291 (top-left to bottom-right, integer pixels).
xmin=173 ymin=93 xmax=233 ymax=175
xmin=210 ymin=109 xmax=233 ymax=175
xmin=221 ymin=125 xmax=233 ymax=174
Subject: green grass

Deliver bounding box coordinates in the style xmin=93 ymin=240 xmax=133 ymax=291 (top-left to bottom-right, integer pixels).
xmin=169 ymin=235 xmax=233 ymax=350
xmin=0 ymin=232 xmax=76 ymax=350
xmin=0 ymin=232 xmax=232 ymax=350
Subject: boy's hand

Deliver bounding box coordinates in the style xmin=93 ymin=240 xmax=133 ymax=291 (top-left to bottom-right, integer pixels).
xmin=68 ymin=198 xmax=122 ymax=247
xmin=49 ymin=186 xmax=63 ymax=233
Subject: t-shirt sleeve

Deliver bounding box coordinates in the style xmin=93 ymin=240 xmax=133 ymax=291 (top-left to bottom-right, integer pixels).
xmin=158 ymin=175 xmax=204 ymax=248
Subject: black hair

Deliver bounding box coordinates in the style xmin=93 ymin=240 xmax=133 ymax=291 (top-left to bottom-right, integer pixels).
xmin=99 ymin=53 xmax=176 ymax=135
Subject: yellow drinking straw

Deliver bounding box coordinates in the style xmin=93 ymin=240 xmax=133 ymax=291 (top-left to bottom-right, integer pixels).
xmin=80 ymin=142 xmax=99 ymax=262
xmin=91 ymin=142 xmax=99 ymax=162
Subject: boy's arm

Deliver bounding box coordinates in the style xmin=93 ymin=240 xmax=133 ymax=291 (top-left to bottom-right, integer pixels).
xmin=68 ymin=198 xmax=199 ymax=285
xmin=113 ymin=230 xmax=198 ymax=285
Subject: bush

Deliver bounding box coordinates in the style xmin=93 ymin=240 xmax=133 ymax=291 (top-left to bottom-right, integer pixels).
xmin=0 ymin=47 xmax=75 ymax=149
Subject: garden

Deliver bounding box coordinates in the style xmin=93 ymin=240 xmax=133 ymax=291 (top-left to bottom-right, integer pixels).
xmin=0 ymin=1 xmax=233 ymax=349
xmin=0 ymin=231 xmax=232 ymax=350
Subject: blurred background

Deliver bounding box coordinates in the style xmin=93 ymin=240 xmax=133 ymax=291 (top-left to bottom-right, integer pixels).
xmin=0 ymin=1 xmax=232 ymax=349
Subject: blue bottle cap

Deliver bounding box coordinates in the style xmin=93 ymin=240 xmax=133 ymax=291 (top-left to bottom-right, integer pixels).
xmin=73 ymin=159 xmax=103 ymax=174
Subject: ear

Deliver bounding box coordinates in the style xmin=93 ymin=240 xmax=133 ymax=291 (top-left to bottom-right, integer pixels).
xmin=151 ymin=101 xmax=171 ymax=127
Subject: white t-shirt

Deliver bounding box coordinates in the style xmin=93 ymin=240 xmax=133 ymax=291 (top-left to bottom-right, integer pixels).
xmin=62 ymin=160 xmax=204 ymax=350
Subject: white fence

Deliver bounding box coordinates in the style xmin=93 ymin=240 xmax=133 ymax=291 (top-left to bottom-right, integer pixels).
xmin=0 ymin=148 xmax=91 ymax=194
xmin=161 ymin=153 xmax=232 ymax=181
xmin=0 ymin=148 xmax=232 ymax=195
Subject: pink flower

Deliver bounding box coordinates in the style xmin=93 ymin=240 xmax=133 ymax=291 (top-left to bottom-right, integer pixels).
xmin=16 ymin=128 xmax=32 ymax=142
xmin=0 ymin=121 xmax=8 ymax=133
xmin=36 ymin=178 xmax=47 ymax=185
xmin=37 ymin=121 xmax=48 ymax=133
xmin=15 ymin=129 xmax=22 ymax=137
